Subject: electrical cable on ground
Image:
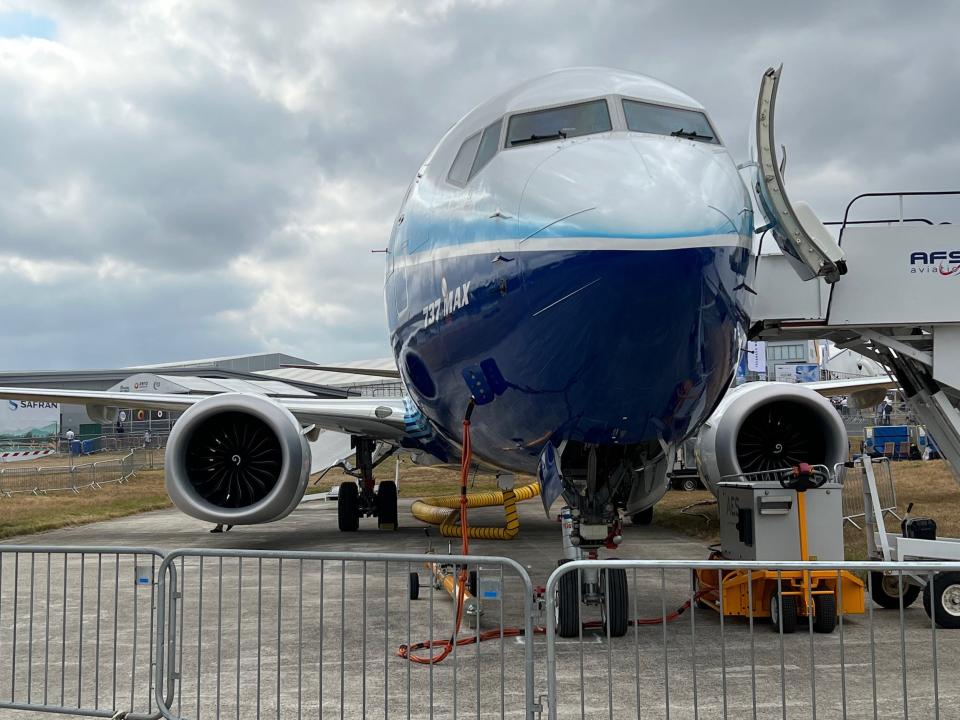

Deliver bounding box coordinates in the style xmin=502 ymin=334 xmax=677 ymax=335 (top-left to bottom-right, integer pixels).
xmin=397 ymin=398 xmax=716 ymax=663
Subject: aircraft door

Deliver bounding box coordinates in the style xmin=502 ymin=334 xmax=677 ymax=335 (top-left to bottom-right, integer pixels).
xmin=751 ymin=65 xmax=847 ymax=284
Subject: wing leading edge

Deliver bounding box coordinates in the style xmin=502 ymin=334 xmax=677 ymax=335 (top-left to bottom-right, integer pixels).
xmin=0 ymin=386 xmax=408 ymax=440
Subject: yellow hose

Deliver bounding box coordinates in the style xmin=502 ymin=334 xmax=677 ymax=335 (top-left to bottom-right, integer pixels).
xmin=410 ymin=482 xmax=540 ymax=540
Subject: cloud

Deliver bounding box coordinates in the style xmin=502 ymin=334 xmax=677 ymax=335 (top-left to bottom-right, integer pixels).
xmin=1 ymin=0 xmax=957 ymax=369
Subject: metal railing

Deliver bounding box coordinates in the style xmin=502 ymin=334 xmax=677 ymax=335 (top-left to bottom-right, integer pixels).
xmin=0 ymin=447 xmax=165 ymax=496
xmin=153 ymin=549 xmax=537 ymax=720
xmin=3 ymin=545 xmax=960 ymax=719
xmin=838 ymin=457 xmax=899 ymax=527
xmin=0 ymin=546 xmax=174 ymax=719
xmin=544 ymin=558 xmax=960 ymax=720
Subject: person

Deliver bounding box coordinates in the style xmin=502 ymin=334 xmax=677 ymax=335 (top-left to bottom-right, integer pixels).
xmin=116 ymin=419 xmax=125 ymax=434
xmin=144 ymin=430 xmax=152 ymax=446
xmin=882 ymin=401 xmax=893 ymax=425
xmin=841 ymin=396 xmax=849 ymax=416
xmin=65 ymin=429 xmax=75 ymax=442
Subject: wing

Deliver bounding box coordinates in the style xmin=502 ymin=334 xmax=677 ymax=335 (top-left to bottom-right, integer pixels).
xmin=0 ymin=386 xmax=408 ymax=440
xmin=801 ymin=376 xmax=897 ymax=396
xmin=802 ymin=376 xmax=897 ymax=410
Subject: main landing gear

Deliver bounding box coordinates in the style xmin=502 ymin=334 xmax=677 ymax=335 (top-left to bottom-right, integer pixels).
xmin=337 ymin=437 xmax=398 ymax=532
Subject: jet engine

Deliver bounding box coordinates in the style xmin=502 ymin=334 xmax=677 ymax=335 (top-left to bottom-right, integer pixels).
xmin=164 ymin=393 xmax=311 ymax=525
xmin=694 ymin=382 xmax=847 ymax=494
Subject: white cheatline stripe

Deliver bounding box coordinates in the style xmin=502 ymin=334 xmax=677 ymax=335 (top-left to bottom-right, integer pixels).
xmin=393 ymin=233 xmax=747 ymax=269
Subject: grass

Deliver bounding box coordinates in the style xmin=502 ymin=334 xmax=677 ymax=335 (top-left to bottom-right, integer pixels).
xmin=653 ymin=460 xmax=960 ymax=560
xmin=7 ymin=448 xmax=953 ymax=557
xmin=0 ymin=470 xmax=172 ymax=540
xmin=0 ymin=455 xmax=489 ymax=541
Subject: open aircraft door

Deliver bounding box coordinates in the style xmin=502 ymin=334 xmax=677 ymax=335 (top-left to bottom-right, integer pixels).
xmin=751 ymin=65 xmax=847 ymax=284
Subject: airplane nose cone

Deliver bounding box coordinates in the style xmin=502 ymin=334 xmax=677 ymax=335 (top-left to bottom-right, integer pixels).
xmin=518 ymin=134 xmax=751 ymax=243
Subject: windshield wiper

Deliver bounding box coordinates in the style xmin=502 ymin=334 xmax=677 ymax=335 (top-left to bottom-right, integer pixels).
xmin=510 ymin=130 xmax=568 ymax=146
xmin=670 ymin=128 xmax=713 ymax=141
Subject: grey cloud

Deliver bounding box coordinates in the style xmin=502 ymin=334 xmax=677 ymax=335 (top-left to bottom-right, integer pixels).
xmin=2 ymin=0 xmax=957 ymax=369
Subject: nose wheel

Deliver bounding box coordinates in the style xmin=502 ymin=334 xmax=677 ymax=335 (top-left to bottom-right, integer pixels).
xmin=555 ymin=506 xmax=629 ymax=638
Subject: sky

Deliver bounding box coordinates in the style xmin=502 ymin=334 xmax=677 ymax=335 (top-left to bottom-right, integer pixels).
xmin=1 ymin=1 xmax=957 ymax=370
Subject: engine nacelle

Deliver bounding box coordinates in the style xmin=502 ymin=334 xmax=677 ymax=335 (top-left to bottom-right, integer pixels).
xmin=165 ymin=393 xmax=311 ymax=525
xmin=695 ymin=382 xmax=847 ymax=494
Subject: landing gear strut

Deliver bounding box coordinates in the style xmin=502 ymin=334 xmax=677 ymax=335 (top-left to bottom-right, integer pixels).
xmin=336 ymin=437 xmax=398 ymax=532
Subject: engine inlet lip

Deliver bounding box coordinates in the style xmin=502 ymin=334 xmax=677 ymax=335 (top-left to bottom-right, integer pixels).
xmin=164 ymin=393 xmax=309 ymax=525
xmin=705 ymin=381 xmax=848 ymax=490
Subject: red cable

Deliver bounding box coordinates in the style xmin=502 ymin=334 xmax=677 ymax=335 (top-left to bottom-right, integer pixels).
xmin=399 ymin=414 xmax=473 ymax=664
xmin=397 ymin=412 xmax=714 ymax=663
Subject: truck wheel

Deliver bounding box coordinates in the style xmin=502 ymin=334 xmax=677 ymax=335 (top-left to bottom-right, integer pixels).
xmin=681 ymin=477 xmax=699 ymax=492
xmin=377 ymin=480 xmax=398 ymax=530
xmin=337 ymin=482 xmax=360 ymax=532
xmin=923 ymin=571 xmax=960 ymax=629
xmin=556 ymin=570 xmax=581 ymax=638
xmin=601 ymin=569 xmax=629 ymax=637
xmin=769 ymin=593 xmax=798 ymax=633
xmin=870 ymin=571 xmax=920 ymax=609
xmin=632 ymin=507 xmax=654 ymax=526
xmin=813 ymin=595 xmax=837 ymax=633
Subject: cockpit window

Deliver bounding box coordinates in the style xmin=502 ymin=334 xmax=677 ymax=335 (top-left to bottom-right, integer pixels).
xmin=622 ymin=99 xmax=719 ymax=144
xmin=469 ymin=118 xmax=502 ymax=180
xmin=447 ymin=132 xmax=482 ymax=186
xmin=506 ymin=100 xmax=612 ymax=148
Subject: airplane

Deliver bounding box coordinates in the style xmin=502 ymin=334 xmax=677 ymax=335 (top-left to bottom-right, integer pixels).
xmin=0 ymin=66 xmax=893 ymax=635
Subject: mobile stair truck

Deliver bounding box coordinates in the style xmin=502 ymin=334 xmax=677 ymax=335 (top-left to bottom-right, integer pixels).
xmin=745 ymin=68 xmax=960 ymax=628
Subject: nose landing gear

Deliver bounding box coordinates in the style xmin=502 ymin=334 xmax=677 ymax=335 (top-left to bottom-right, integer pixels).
xmin=554 ymin=505 xmax=629 ymax=637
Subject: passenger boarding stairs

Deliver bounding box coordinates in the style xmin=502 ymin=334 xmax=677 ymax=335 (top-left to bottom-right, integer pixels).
xmin=744 ymin=68 xmax=960 ymax=480
xmin=752 ymin=191 xmax=960 ymax=479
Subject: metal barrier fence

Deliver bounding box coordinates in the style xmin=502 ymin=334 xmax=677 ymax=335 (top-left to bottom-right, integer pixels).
xmin=154 ymin=549 xmax=537 ymax=720
xmin=544 ymin=558 xmax=960 ymax=720
xmin=5 ymin=547 xmax=960 ymax=719
xmin=0 ymin=546 xmax=174 ymax=719
xmin=839 ymin=457 xmax=899 ymax=527
xmin=0 ymin=446 xmax=165 ymax=496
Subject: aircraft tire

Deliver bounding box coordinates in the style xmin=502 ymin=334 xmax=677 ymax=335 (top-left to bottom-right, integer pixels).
xmin=377 ymin=480 xmax=398 ymax=530
xmin=556 ymin=570 xmax=581 ymax=638
xmin=338 ymin=482 xmax=360 ymax=532
xmin=601 ymin=569 xmax=629 ymax=637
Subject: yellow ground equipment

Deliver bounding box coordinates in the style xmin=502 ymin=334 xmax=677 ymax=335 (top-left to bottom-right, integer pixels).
xmin=410 ymin=480 xmax=540 ymax=540
xmin=694 ymin=464 xmax=865 ymax=633
xmin=409 ymin=556 xmax=482 ymax=625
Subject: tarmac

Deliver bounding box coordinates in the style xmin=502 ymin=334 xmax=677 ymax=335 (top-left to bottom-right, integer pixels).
xmin=0 ymin=495 xmax=957 ymax=719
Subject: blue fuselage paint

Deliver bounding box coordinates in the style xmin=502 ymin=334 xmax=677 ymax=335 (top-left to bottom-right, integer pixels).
xmin=383 ymin=69 xmax=755 ymax=490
